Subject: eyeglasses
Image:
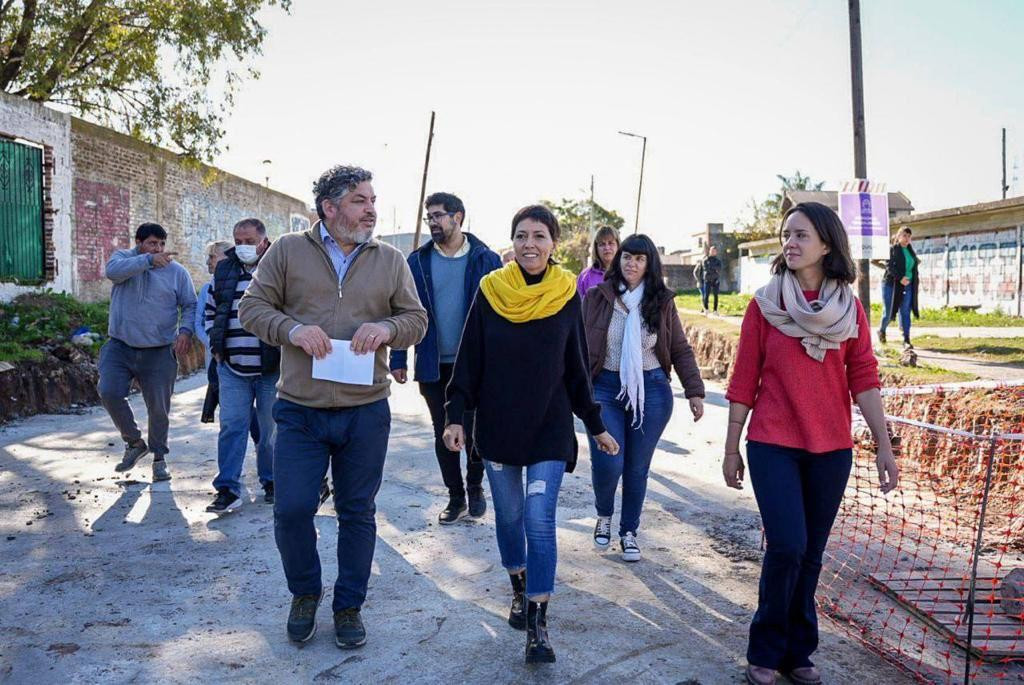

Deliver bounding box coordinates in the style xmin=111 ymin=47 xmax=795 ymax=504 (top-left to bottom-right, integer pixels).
xmin=422 ymin=212 xmax=454 ymax=225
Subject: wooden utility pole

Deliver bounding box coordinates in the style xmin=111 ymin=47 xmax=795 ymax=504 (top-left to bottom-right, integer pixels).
xmin=412 ymin=111 xmax=436 ymax=250
xmin=1003 ymin=128 xmax=1009 ymax=200
xmin=618 ymin=130 xmax=647 ymax=234
xmin=848 ymin=0 xmax=871 ymax=318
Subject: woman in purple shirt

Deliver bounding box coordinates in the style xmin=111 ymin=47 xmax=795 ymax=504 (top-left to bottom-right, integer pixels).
xmin=577 ymin=226 xmax=620 ymax=295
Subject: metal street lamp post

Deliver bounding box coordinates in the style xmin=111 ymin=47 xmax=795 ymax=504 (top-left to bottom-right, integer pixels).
xmin=618 ymin=130 xmax=647 ymax=234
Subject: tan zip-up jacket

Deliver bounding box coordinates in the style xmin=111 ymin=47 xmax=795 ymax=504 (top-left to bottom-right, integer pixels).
xmin=238 ymin=223 xmax=428 ymax=408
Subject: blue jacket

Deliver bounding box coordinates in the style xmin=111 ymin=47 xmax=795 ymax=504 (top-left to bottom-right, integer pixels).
xmin=389 ymin=233 xmax=501 ymax=383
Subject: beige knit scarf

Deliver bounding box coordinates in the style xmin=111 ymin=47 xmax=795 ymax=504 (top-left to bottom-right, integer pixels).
xmin=754 ymin=271 xmax=859 ymax=362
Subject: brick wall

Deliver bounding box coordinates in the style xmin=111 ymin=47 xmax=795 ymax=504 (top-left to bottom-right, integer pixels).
xmin=70 ymin=119 xmax=310 ymax=301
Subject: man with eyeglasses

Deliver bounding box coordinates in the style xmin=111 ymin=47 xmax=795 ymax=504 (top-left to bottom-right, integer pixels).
xmin=390 ymin=192 xmax=501 ymax=524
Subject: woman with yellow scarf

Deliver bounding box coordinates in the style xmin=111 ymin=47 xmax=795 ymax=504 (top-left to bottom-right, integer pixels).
xmin=444 ymin=204 xmax=619 ymax=664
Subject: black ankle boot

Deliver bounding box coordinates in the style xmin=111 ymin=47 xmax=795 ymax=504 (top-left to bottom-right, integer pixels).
xmin=525 ymin=600 xmax=555 ymax=663
xmin=508 ymin=571 xmax=526 ymax=630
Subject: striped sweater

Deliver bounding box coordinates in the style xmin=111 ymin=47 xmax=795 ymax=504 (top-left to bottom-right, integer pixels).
xmin=204 ymin=267 xmax=264 ymax=376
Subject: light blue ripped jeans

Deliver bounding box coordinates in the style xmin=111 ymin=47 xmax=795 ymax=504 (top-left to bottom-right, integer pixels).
xmin=484 ymin=459 xmax=566 ymax=599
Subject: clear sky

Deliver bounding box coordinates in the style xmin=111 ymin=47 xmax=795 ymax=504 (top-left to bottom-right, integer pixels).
xmin=213 ymin=0 xmax=1024 ymax=252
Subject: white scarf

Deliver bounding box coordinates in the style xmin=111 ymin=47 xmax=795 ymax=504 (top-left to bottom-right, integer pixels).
xmin=754 ymin=271 xmax=860 ymax=362
xmin=617 ymin=283 xmax=646 ymax=428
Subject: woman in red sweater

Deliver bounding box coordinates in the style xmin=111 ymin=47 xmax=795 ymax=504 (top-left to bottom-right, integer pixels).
xmin=724 ymin=202 xmax=899 ymax=685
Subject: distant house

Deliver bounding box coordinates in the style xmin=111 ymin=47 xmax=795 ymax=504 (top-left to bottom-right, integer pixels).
xmin=891 ymin=196 xmax=1024 ymax=315
xmin=377 ymin=231 xmax=419 ymax=257
xmin=781 ymin=190 xmax=914 ymax=221
xmin=737 ymin=189 xmax=916 ymax=295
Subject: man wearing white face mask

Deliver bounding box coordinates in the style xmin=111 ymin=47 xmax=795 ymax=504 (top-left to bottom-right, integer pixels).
xmin=205 ymin=218 xmax=280 ymax=513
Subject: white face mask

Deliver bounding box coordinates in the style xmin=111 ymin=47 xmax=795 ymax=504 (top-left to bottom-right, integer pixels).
xmin=235 ymin=244 xmax=259 ymax=264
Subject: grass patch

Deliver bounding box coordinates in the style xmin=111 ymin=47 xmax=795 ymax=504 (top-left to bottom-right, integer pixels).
xmin=912 ymin=336 xmax=1024 ymax=364
xmin=876 ymin=347 xmax=976 ymax=385
xmin=0 ymin=291 xmax=109 ymax=362
xmin=869 ymin=303 xmax=1023 ymax=328
xmin=675 ymin=291 xmax=751 ymax=317
xmin=677 ymin=309 xmax=740 ymax=339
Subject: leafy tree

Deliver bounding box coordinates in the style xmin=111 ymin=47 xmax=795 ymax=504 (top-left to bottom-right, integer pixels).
xmin=544 ymin=197 xmax=625 ymax=273
xmin=0 ymin=0 xmax=290 ymax=160
xmin=734 ymin=170 xmax=825 ymax=242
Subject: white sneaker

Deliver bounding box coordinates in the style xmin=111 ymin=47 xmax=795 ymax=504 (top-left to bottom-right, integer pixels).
xmin=593 ymin=516 xmax=611 ymax=549
xmin=621 ymin=532 xmax=641 ymax=562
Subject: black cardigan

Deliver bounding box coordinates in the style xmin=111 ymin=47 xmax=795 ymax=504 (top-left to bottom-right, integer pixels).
xmin=883 ymin=243 xmax=920 ymax=319
xmin=444 ymin=287 xmax=606 ymax=472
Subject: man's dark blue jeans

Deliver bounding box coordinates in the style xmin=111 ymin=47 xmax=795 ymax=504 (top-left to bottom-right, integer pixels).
xmin=745 ymin=440 xmax=852 ymax=671
xmin=272 ymin=398 xmax=391 ymax=611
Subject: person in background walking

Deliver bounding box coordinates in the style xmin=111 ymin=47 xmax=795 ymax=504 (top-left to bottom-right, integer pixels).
xmin=443 ymin=204 xmax=619 ymax=664
xmin=390 ymin=192 xmax=501 ymax=524
xmin=196 ymin=240 xmax=233 ymax=372
xmin=582 ymin=234 xmax=705 ymax=562
xmin=198 ymin=241 xmax=262 ymax=443
xmin=576 ymin=226 xmax=620 ymax=295
xmin=205 ymin=219 xmax=279 ymax=513
xmin=877 ymin=226 xmax=918 ymax=348
xmin=696 ymin=245 xmax=723 ymax=314
xmin=98 ymin=223 xmax=196 ymax=482
xmin=723 ymin=202 xmax=899 ymax=685
xmin=239 ymin=165 xmax=427 ymax=650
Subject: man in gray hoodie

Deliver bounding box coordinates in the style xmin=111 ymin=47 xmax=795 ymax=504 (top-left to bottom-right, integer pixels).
xmin=98 ymin=222 xmax=197 ymax=481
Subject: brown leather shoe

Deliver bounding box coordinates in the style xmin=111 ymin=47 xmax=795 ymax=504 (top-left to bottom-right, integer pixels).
xmin=783 ymin=666 xmax=822 ymax=684
xmin=745 ymin=664 xmax=777 ymax=685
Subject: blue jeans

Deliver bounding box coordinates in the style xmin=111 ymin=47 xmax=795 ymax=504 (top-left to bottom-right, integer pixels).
xmin=588 ymin=369 xmax=674 ymax=536
xmin=214 ymin=363 xmax=277 ymax=496
xmin=272 ymin=398 xmax=390 ymax=611
xmin=485 ymin=459 xmax=565 ymax=599
xmin=880 ymin=281 xmax=911 ymax=341
xmin=745 ymin=441 xmax=852 ymax=671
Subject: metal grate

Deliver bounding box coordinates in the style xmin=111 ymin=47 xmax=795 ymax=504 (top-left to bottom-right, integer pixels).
xmin=0 ymin=138 xmax=44 ymax=283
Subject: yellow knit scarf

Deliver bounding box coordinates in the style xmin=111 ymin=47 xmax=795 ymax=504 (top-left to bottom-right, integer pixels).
xmin=479 ymin=262 xmax=577 ymax=323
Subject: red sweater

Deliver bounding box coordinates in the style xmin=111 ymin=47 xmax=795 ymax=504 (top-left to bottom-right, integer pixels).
xmin=725 ymin=291 xmax=880 ymax=453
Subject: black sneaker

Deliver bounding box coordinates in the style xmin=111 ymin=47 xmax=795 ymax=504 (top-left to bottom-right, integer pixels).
xmin=467 ymin=486 xmax=486 ymax=518
xmin=438 ymin=495 xmax=467 ymax=525
xmin=287 ymin=591 xmax=323 ymax=643
xmin=878 ymin=329 xmax=887 ymax=344
xmin=206 ymin=489 xmax=241 ymax=514
xmin=621 ymin=532 xmax=641 ymax=562
xmin=115 ymin=440 xmax=149 ymax=472
xmin=263 ymin=482 xmax=275 ymax=504
xmin=318 ymin=478 xmax=331 ymax=507
xmin=334 ymin=608 xmax=367 ymax=649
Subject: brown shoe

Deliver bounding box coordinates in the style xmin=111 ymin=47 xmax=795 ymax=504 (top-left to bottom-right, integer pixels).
xmin=745 ymin=663 xmax=774 ymax=679
xmin=783 ymin=666 xmax=822 ymax=685
xmin=745 ymin=664 xmax=777 ymax=685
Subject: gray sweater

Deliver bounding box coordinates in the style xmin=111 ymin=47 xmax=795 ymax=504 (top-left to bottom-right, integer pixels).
xmin=105 ymin=248 xmax=197 ymax=348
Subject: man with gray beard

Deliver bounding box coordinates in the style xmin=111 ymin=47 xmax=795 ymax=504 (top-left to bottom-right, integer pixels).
xmin=239 ymin=165 xmax=427 ymax=649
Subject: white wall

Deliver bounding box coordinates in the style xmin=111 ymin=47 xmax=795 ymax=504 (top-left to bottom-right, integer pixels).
xmin=0 ymin=94 xmax=73 ymax=301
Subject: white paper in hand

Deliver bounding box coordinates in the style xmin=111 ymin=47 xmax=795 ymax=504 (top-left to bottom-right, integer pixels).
xmin=311 ymin=339 xmax=375 ymax=385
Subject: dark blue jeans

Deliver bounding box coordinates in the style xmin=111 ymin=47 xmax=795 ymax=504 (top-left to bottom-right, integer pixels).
xmin=588 ymin=369 xmax=674 ymax=536
xmin=484 ymin=459 xmax=565 ymax=599
xmin=880 ymin=281 xmax=912 ymax=342
xmin=745 ymin=441 xmax=852 ymax=671
xmin=272 ymin=398 xmax=391 ymax=611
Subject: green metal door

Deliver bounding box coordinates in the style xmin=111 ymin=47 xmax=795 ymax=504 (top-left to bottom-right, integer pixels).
xmin=0 ymin=138 xmax=44 ymax=283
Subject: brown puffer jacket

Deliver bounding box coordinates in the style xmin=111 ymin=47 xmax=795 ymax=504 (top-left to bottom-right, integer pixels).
xmin=582 ymin=281 xmax=705 ymax=398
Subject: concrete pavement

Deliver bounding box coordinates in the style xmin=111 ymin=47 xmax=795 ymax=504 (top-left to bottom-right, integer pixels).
xmin=0 ymin=374 xmax=909 ymax=684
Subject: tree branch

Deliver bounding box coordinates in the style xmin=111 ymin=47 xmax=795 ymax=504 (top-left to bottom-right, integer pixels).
xmin=0 ymin=0 xmax=38 ymax=90
xmin=32 ymin=0 xmax=106 ymax=99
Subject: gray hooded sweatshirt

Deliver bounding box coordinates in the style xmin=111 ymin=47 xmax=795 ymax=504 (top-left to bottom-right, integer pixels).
xmin=105 ymin=248 xmax=197 ymax=348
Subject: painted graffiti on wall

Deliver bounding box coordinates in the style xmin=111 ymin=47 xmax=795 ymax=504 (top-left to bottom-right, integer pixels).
xmin=914 ymin=228 xmax=1021 ymax=313
xmin=291 ymin=213 xmax=310 ymax=233
xmin=74 ymin=179 xmax=130 ymax=282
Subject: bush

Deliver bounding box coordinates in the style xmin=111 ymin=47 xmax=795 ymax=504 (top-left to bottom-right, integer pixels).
xmin=0 ymin=291 xmax=109 ymax=361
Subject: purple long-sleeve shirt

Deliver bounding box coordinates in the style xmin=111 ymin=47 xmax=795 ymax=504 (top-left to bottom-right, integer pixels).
xmin=576 ymin=266 xmax=605 ymax=296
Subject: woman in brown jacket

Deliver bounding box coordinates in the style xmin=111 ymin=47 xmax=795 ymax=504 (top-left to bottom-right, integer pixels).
xmin=582 ymin=234 xmax=706 ymax=561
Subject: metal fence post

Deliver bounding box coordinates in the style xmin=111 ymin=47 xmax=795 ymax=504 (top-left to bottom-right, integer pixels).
xmin=963 ymin=434 xmax=1000 ymax=685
